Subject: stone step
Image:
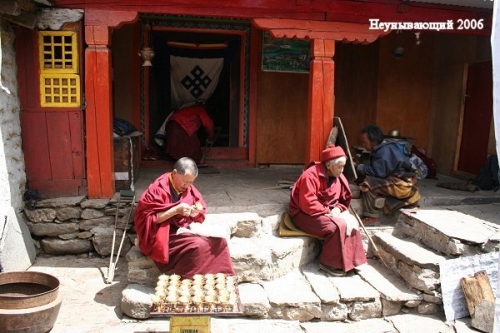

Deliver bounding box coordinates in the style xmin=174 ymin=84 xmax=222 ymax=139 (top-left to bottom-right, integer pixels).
xmin=122 ymin=259 xmax=430 ymax=321
xmin=395 ymin=207 xmax=500 ymax=256
xmin=126 ymin=234 xmax=321 ymax=285
xmin=230 ymin=235 xmax=320 ymax=282
xmin=371 ymin=231 xmax=446 ymax=309
xmin=126 ymin=212 xmax=321 ymax=284
xmin=356 ymin=259 xmax=423 ymax=316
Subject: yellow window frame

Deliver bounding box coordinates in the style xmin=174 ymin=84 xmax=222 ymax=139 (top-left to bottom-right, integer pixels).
xmin=38 ymin=31 xmax=80 ymax=107
xmin=40 ymin=74 xmax=81 ymax=107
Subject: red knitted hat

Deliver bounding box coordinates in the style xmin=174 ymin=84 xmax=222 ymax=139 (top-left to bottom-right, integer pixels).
xmin=321 ymin=145 xmax=346 ymax=162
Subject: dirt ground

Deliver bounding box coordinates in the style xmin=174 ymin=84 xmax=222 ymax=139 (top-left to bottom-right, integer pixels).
xmin=29 ymin=255 xmax=171 ymax=333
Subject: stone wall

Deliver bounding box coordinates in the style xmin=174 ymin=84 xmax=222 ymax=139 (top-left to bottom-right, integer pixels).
xmin=23 ymin=194 xmax=134 ymax=257
xmin=0 ymin=24 xmax=26 ymax=211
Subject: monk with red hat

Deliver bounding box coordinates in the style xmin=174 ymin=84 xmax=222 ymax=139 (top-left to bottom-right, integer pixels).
xmin=289 ymin=145 xmax=367 ymax=276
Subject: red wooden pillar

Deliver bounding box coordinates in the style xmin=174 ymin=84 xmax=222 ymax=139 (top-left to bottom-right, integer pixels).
xmin=305 ymin=39 xmax=335 ymax=165
xmin=84 ymin=10 xmax=137 ymax=198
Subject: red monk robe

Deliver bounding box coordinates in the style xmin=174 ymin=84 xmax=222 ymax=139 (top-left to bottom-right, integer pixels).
xmin=164 ymin=105 xmax=215 ymax=163
xmin=289 ymin=162 xmax=367 ymax=273
xmin=134 ymin=172 xmax=234 ymax=278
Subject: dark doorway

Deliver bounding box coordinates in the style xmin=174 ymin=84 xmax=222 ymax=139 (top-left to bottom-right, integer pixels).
xmin=148 ymin=30 xmax=241 ymax=155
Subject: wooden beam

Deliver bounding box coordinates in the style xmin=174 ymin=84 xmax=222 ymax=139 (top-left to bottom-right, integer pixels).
xmin=3 ymin=10 xmax=37 ymax=29
xmin=253 ymin=19 xmax=389 ymax=44
xmin=0 ymin=0 xmax=21 ymax=16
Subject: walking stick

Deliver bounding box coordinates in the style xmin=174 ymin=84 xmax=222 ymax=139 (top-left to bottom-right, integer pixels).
xmin=349 ymin=206 xmax=389 ymax=269
xmin=106 ymin=190 xmax=135 ymax=284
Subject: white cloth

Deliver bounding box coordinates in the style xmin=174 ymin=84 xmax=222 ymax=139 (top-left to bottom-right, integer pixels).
xmin=340 ymin=210 xmax=359 ymax=236
xmin=176 ymin=222 xmax=230 ymax=241
xmin=170 ymin=55 xmax=223 ymax=110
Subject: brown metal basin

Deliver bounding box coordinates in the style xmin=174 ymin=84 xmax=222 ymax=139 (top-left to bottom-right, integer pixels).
xmin=0 ymin=271 xmax=62 ymax=333
xmin=0 ymin=271 xmax=59 ymax=309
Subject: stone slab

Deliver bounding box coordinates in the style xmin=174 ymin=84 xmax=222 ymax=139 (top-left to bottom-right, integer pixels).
xmin=301 ymin=263 xmax=340 ymax=303
xmin=357 ymin=259 xmax=422 ymax=302
xmin=440 ymin=251 xmax=498 ymax=322
xmin=238 ymin=282 xmax=271 ymax=317
xmin=262 ymin=269 xmax=322 ymax=321
xmin=262 ymin=269 xmax=320 ymax=306
xmin=217 ymin=318 xmax=304 ymax=333
xmin=204 ymin=212 xmax=262 ymax=237
xmin=401 ymin=209 xmax=498 ymax=244
xmin=442 ymin=203 xmax=500 ymax=225
xmin=120 ymin=284 xmax=154 ymax=319
xmin=329 ymin=274 xmax=380 ymax=302
xmin=388 ymin=313 xmax=455 ymax=333
xmin=229 ymin=234 xmax=318 ymax=282
xmin=373 ymin=232 xmax=446 ymax=268
xmin=301 ymin=318 xmax=397 ymax=333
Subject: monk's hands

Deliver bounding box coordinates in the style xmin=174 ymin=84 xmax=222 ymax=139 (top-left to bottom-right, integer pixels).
xmin=176 ymin=202 xmax=203 ymax=217
xmin=177 ymin=203 xmax=194 ymax=217
xmin=189 ymin=202 xmax=201 ymax=217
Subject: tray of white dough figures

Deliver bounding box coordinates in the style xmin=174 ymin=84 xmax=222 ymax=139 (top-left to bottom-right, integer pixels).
xmin=149 ymin=273 xmax=243 ymax=317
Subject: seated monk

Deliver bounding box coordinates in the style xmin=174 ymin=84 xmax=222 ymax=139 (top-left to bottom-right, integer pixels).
xmin=134 ymin=157 xmax=234 ymax=278
xmin=289 ymin=145 xmax=367 ymax=277
xmin=356 ymin=124 xmax=421 ymax=224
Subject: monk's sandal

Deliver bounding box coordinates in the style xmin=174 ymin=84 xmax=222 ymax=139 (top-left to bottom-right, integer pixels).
xmin=319 ymin=264 xmax=346 ymax=277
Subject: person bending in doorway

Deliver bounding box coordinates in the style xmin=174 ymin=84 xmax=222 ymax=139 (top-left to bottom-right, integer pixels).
xmin=164 ymin=104 xmax=215 ymax=163
xmin=134 ymin=157 xmax=234 ymax=278
xmin=289 ymin=145 xmax=367 ymax=277
xmin=356 ymin=124 xmax=421 ymax=224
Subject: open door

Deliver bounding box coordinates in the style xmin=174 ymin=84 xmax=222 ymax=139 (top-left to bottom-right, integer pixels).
xmin=454 ymin=60 xmax=493 ymax=177
xmin=144 ymin=27 xmax=246 ymax=163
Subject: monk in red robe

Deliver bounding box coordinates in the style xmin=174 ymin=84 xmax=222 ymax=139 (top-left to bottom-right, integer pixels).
xmin=289 ymin=145 xmax=367 ymax=276
xmin=134 ymin=157 xmax=234 ymax=278
xmin=164 ymin=104 xmax=215 ymax=163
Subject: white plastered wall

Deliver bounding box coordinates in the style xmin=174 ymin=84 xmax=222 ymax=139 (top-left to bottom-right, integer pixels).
xmin=0 ymin=24 xmax=27 ymax=211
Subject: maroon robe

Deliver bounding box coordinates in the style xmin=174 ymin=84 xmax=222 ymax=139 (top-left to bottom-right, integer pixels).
xmin=289 ymin=163 xmax=367 ymax=272
xmin=164 ymin=105 xmax=215 ymax=162
xmin=134 ymin=172 xmax=235 ymax=278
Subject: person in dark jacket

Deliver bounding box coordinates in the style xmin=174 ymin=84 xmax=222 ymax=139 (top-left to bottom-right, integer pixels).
xmin=356 ymin=124 xmax=420 ymax=223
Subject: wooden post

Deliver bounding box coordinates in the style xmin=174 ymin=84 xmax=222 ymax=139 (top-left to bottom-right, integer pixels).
xmin=460 ymin=270 xmax=495 ymax=332
xmin=84 ymin=10 xmax=138 ymax=198
xmin=305 ymin=38 xmax=335 ymax=165
xmin=460 ymin=270 xmax=495 ymax=318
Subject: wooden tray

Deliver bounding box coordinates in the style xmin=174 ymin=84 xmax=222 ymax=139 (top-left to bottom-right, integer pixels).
xmin=149 ymin=288 xmax=243 ymax=318
xmin=149 ymin=274 xmax=243 ymax=318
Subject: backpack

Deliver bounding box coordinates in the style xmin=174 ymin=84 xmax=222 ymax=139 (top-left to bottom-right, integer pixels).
xmin=113 ymin=118 xmax=136 ymax=136
xmin=471 ymin=155 xmax=500 ymax=191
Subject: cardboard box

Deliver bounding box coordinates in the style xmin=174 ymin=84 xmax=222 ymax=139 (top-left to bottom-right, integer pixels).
xmin=169 ymin=315 xmax=211 ymax=333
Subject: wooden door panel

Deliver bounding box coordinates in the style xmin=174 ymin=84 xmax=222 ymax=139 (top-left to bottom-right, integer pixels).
xmin=21 ymin=111 xmax=85 ymax=196
xmin=457 ymin=61 xmax=493 ymax=175
xmin=46 ymin=112 xmax=84 ymax=180
xmin=256 ymin=71 xmax=308 ymax=164
xmin=21 ymin=112 xmax=52 ymax=181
